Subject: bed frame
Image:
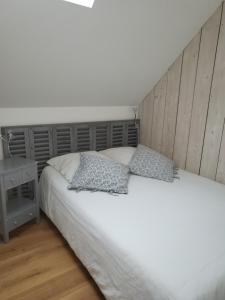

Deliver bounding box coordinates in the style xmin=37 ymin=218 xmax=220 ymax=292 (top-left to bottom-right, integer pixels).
xmin=1 ymin=120 xmax=139 ymax=177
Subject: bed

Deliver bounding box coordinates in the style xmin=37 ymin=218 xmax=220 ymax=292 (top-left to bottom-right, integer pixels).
xmin=40 ymin=165 xmax=225 ymax=300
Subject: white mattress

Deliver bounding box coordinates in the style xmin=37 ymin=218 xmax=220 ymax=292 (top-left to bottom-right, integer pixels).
xmin=40 ymin=166 xmax=225 ymax=300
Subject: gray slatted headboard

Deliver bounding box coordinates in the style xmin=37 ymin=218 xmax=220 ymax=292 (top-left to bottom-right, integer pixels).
xmin=1 ymin=120 xmax=139 ymax=177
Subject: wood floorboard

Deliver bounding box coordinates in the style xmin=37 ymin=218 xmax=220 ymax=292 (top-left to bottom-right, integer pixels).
xmin=0 ymin=217 xmax=105 ymax=300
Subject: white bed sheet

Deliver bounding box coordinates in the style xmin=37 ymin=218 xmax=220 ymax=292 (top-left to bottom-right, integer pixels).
xmin=40 ymin=166 xmax=225 ymax=300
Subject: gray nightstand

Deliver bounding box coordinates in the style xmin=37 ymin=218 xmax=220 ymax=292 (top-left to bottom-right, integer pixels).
xmin=0 ymin=157 xmax=40 ymax=243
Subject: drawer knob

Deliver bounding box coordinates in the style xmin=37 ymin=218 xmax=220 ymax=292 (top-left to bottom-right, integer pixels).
xmin=14 ymin=220 xmax=18 ymax=225
xmin=29 ymin=213 xmax=33 ymax=217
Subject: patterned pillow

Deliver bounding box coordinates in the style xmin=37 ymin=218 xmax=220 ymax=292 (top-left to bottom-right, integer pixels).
xmin=68 ymin=153 xmax=129 ymax=194
xmin=47 ymin=151 xmax=97 ymax=183
xmin=129 ymin=144 xmax=176 ymax=182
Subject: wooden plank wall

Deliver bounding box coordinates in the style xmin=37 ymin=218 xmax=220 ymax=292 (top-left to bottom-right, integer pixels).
xmin=139 ymin=3 xmax=225 ymax=185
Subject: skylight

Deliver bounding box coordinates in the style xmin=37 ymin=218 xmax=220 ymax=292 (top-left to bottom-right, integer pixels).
xmin=63 ymin=0 xmax=95 ymax=8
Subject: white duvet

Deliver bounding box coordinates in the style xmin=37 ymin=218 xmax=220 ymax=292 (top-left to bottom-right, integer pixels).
xmin=40 ymin=166 xmax=225 ymax=300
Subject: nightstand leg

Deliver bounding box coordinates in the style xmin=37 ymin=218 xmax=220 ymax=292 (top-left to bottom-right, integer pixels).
xmin=34 ymin=177 xmax=40 ymax=224
xmin=3 ymin=230 xmax=9 ymax=243
xmin=36 ymin=210 xmax=40 ymax=224
xmin=0 ymin=179 xmax=9 ymax=243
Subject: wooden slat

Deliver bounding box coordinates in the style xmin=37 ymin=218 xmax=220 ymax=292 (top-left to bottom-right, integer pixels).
xmin=94 ymin=124 xmax=110 ymax=151
xmin=151 ymin=75 xmax=167 ymax=152
xmin=74 ymin=125 xmax=92 ymax=152
xmin=29 ymin=127 xmax=53 ymax=177
xmin=173 ymin=32 xmax=201 ymax=168
xmin=140 ymin=92 xmax=154 ymax=147
xmin=216 ymin=119 xmax=225 ymax=184
xmin=186 ymin=6 xmax=222 ymax=173
xmin=145 ymin=91 xmax=154 ymax=148
xmin=139 ymin=95 xmax=149 ymax=144
xmin=139 ymin=101 xmax=144 ymax=143
xmin=127 ymin=123 xmax=139 ymax=147
xmin=161 ymin=55 xmax=182 ymax=158
xmin=4 ymin=128 xmax=30 ymax=159
xmin=111 ymin=123 xmax=125 ymax=147
xmin=53 ymin=126 xmax=74 ymax=156
xmin=200 ymin=3 xmax=225 ymax=179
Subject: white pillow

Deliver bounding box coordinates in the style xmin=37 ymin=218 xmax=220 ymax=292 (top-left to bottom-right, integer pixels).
xmin=100 ymin=147 xmax=136 ymax=166
xmin=47 ymin=151 xmax=98 ymax=183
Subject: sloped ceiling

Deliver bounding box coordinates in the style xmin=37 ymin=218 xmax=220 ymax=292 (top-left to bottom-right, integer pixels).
xmin=0 ymin=0 xmax=222 ymax=107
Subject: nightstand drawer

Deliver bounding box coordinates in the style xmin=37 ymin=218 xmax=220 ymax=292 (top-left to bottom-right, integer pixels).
xmin=3 ymin=165 xmax=37 ymax=190
xmin=7 ymin=205 xmax=37 ymax=232
xmin=4 ymin=170 xmax=22 ymax=190
xmin=22 ymin=166 xmax=36 ymax=184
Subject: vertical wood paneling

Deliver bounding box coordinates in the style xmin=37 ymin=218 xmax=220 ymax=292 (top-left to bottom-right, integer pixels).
xmin=161 ymin=55 xmax=182 ymax=158
xmin=140 ymin=92 xmax=154 ymax=147
xmin=173 ymin=32 xmax=201 ymax=168
xmin=145 ymin=92 xmax=155 ymax=147
xmin=216 ymin=119 xmax=225 ymax=184
xmin=139 ymin=3 xmax=225 ymax=185
xmin=151 ymin=75 xmax=167 ymax=152
xmin=139 ymin=99 xmax=145 ymax=143
xmin=200 ymin=3 xmax=225 ymax=179
xmin=186 ymin=6 xmax=222 ymax=173
xmin=146 ymin=92 xmax=155 ymax=147
xmin=140 ymin=95 xmax=150 ymax=144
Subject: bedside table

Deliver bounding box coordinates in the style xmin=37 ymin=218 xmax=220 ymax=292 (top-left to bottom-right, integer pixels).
xmin=0 ymin=157 xmax=40 ymax=243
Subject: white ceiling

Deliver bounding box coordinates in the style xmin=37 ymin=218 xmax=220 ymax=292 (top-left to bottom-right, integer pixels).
xmin=0 ymin=0 xmax=222 ymax=107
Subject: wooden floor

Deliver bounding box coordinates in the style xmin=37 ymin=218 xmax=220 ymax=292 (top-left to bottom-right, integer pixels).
xmin=0 ymin=217 xmax=105 ymax=300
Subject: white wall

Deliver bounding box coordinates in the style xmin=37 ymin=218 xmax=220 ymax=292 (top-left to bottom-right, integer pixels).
xmin=0 ymin=0 xmax=222 ymax=107
xmin=0 ymin=106 xmax=133 ymax=160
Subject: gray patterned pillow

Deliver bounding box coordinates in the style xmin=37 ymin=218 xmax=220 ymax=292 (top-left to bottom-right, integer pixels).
xmin=68 ymin=153 xmax=129 ymax=194
xmin=129 ymin=144 xmax=176 ymax=182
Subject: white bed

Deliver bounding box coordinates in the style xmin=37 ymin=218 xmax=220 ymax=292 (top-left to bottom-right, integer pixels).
xmin=40 ymin=166 xmax=225 ymax=300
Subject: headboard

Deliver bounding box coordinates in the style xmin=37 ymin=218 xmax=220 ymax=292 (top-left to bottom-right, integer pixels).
xmin=1 ymin=120 xmax=139 ymax=177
